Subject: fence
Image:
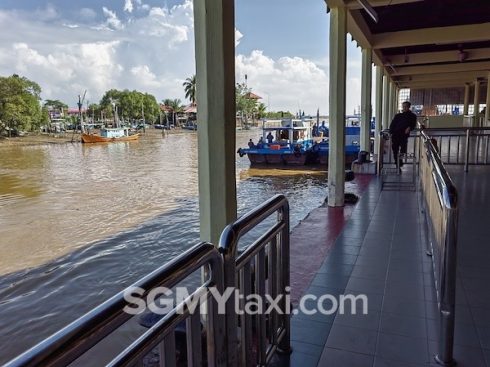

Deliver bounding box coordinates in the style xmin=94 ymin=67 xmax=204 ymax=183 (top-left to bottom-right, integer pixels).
xmin=421 ymin=127 xmax=490 ymax=171
xmin=419 ymin=131 xmax=458 ymax=365
xmin=219 ymin=194 xmax=291 ymax=366
xmin=5 ymin=195 xmax=291 ymax=367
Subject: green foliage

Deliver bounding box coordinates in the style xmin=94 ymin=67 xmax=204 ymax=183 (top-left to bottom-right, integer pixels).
xmin=44 ymin=99 xmax=68 ymax=111
xmin=162 ymin=98 xmax=183 ymax=112
xmin=100 ymin=89 xmax=160 ymax=123
xmin=264 ymin=111 xmax=294 ymax=119
xmin=0 ymin=74 xmax=42 ymax=132
xmin=183 ymin=75 xmax=196 ymax=104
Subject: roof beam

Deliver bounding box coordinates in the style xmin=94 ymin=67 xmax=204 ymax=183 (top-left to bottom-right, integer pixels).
xmin=391 ymin=61 xmax=490 ymax=76
xmin=385 ymin=48 xmax=490 ymax=66
xmin=344 ymin=0 xmax=423 ymax=8
xmin=373 ymin=23 xmax=490 ymax=49
xmin=398 ymin=80 xmax=473 ymax=89
xmin=394 ymin=71 xmax=489 ymax=83
xmin=347 ymin=9 xmax=385 ymax=66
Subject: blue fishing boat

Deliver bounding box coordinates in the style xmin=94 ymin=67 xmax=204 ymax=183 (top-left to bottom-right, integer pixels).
xmin=237 ymin=118 xmax=361 ymax=167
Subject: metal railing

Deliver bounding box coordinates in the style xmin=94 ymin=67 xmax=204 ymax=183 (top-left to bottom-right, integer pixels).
xmin=219 ymin=194 xmax=291 ymax=367
xmin=377 ymin=130 xmax=418 ymax=190
xmin=5 ymin=242 xmax=227 ymax=367
xmin=5 ymin=196 xmax=292 ymax=367
xmin=419 ymin=131 xmax=458 ymax=366
xmin=421 ymin=127 xmax=490 ymax=171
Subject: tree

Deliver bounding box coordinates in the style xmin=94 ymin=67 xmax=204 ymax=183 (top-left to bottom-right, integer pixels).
xmin=236 ymin=82 xmax=259 ymax=126
xmin=256 ymin=102 xmax=267 ymax=119
xmin=0 ymin=74 xmax=42 ymax=134
xmin=99 ymin=89 xmax=160 ymax=123
xmin=183 ymin=75 xmax=196 ymax=104
xmin=162 ymin=98 xmax=183 ymax=112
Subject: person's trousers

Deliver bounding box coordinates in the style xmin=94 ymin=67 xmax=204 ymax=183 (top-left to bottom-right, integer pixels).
xmin=392 ymin=137 xmax=408 ymax=166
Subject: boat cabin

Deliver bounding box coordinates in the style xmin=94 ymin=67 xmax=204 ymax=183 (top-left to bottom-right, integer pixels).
xmin=100 ymin=127 xmax=131 ymax=138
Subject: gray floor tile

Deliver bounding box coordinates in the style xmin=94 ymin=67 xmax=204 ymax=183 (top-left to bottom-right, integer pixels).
xmin=379 ymin=312 xmax=427 ymax=338
xmin=325 ymin=324 xmax=377 ymax=355
xmin=290 ymin=318 xmax=331 ymax=347
xmin=375 ymin=333 xmax=429 ymax=364
xmin=289 ymin=340 xmax=324 ymax=357
xmin=318 ymin=347 xmax=374 ymax=367
xmin=428 ymin=340 xmax=487 ymax=367
xmin=382 ymin=296 xmax=427 ymax=318
xmin=334 ymin=309 xmax=381 ymax=331
xmin=374 ymin=357 xmax=428 ymax=367
xmin=346 ymin=277 xmax=386 ymax=295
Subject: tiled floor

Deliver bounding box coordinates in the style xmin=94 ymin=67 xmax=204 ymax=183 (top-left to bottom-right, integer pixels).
xmin=274 ymin=166 xmax=490 ymax=366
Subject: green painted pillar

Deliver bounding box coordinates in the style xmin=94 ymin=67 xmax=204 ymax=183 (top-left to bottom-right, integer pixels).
xmin=463 ymin=83 xmax=470 ymax=115
xmin=194 ymin=0 xmax=237 ymax=244
xmin=374 ymin=66 xmax=383 ymax=154
xmin=327 ymin=6 xmax=347 ymax=207
xmin=360 ymin=48 xmax=372 ymax=153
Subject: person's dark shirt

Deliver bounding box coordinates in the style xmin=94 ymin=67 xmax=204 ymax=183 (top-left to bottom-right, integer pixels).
xmin=389 ymin=111 xmax=417 ymax=138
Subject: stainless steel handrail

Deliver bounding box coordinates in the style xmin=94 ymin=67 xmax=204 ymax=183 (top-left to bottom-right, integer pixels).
xmin=219 ymin=194 xmax=290 ymax=367
xmin=421 ymin=127 xmax=490 ymax=171
xmin=419 ymin=130 xmax=458 ymax=366
xmin=5 ymin=242 xmax=226 ymax=367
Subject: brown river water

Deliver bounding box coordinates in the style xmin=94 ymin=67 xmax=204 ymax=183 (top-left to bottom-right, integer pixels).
xmin=0 ymin=129 xmax=336 ymax=363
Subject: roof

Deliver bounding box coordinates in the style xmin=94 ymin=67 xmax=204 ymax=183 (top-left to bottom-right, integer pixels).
xmin=183 ymin=104 xmax=197 ymax=113
xmin=325 ymin=0 xmax=490 ymax=89
xmin=244 ymin=92 xmax=262 ymax=100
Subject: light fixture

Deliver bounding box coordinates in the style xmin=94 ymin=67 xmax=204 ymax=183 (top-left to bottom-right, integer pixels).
xmin=357 ymin=0 xmax=379 ymax=23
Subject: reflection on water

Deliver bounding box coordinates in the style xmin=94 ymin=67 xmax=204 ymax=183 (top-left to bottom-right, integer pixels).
xmin=0 ymin=130 xmax=329 ymax=363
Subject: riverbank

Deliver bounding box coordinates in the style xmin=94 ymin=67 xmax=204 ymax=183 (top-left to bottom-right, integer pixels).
xmin=0 ymin=129 xmax=182 ymax=148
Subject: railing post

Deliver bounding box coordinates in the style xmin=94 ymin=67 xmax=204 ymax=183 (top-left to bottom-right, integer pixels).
xmin=277 ymin=204 xmax=291 ymax=354
xmin=377 ymin=131 xmax=384 ymax=175
xmin=435 ymin=207 xmax=458 ymax=366
xmin=221 ymin=244 xmax=239 ymax=367
xmin=465 ymin=129 xmax=470 ymax=172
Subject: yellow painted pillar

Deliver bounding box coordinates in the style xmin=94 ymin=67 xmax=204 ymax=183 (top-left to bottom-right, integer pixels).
xmin=485 ymin=74 xmax=490 ymax=126
xmin=382 ymin=72 xmax=390 ymax=129
xmin=327 ymin=6 xmax=347 ymax=207
xmin=463 ymin=83 xmax=470 ymax=115
xmin=374 ymin=66 xmax=383 ymax=154
xmin=360 ymin=48 xmax=372 ymax=153
xmin=194 ymin=0 xmax=237 ymax=244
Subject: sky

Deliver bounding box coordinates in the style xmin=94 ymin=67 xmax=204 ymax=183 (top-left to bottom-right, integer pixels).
xmin=0 ymin=0 xmax=365 ymax=115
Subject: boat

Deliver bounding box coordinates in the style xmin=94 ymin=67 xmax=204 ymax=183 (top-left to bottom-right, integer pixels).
xmin=237 ymin=119 xmax=316 ymax=166
xmin=237 ymin=118 xmax=360 ymax=167
xmin=81 ymin=127 xmax=139 ymax=143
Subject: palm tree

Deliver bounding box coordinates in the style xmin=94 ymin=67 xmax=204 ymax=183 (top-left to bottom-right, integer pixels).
xmin=183 ymin=75 xmax=196 ymax=104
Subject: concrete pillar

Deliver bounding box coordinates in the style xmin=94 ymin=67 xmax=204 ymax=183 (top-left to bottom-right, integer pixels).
xmin=485 ymin=74 xmax=490 ymax=126
xmin=194 ymin=0 xmax=237 ymax=244
xmin=389 ymin=82 xmax=395 ymax=120
xmin=382 ymin=73 xmax=390 ymax=129
xmin=327 ymin=6 xmax=347 ymax=207
xmin=463 ymin=83 xmax=470 ymax=115
xmin=474 ymin=79 xmax=481 ymax=119
xmin=360 ymin=48 xmax=372 ymax=153
xmin=374 ymin=66 xmax=383 ymax=154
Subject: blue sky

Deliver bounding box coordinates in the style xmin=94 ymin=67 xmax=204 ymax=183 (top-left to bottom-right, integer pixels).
xmin=0 ymin=0 xmax=363 ymax=114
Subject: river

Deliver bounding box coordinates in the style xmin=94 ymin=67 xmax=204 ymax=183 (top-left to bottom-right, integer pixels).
xmin=0 ymin=129 xmax=334 ymax=363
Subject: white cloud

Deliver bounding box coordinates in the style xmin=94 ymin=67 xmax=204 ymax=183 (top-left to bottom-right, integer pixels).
xmin=80 ymin=8 xmax=97 ymax=21
xmin=0 ymin=0 xmax=364 ymax=115
xmin=236 ymin=50 xmax=329 ymax=115
xmin=235 ymin=29 xmax=243 ymax=47
xmin=124 ymin=0 xmax=134 ymax=13
xmin=102 ymin=7 xmax=124 ymax=30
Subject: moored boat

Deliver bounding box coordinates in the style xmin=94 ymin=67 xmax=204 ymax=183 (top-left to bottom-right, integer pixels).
xmin=238 ymin=118 xmax=361 ymax=167
xmin=81 ymin=127 xmax=139 ymax=143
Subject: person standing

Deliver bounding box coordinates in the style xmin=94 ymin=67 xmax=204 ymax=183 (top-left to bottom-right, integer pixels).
xmin=389 ymin=101 xmax=417 ymax=168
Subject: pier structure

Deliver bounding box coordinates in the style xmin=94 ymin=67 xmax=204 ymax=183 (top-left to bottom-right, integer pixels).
xmin=5 ymin=1 xmax=490 ymax=367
